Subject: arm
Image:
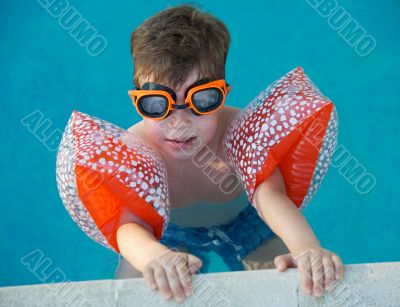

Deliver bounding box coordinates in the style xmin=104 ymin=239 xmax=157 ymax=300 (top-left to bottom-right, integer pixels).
xmin=117 ymin=222 xmax=170 ymax=272
xmin=252 ymin=166 xmax=321 ymax=254
xmin=116 ymin=207 xmax=170 ymax=272
xmin=253 ymin=166 xmax=344 ymax=297
xmin=116 ymin=216 xmax=203 ymax=303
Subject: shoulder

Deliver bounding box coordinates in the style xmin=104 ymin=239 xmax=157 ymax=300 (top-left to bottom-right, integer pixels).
xmin=219 ymin=105 xmax=241 ymax=137
xmin=127 ymin=120 xmax=145 ymax=138
xmin=223 ymin=105 xmax=241 ymax=122
xmin=122 ymin=120 xmax=150 ymax=149
xmin=217 ymin=105 xmax=241 ymax=143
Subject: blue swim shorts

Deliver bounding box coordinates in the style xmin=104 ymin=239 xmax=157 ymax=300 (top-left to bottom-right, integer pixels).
xmin=160 ymin=203 xmax=276 ymax=272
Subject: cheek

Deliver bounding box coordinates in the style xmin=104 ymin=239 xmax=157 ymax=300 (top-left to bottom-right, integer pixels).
xmin=143 ymin=119 xmax=165 ymax=143
xmin=195 ymin=114 xmax=219 ymax=143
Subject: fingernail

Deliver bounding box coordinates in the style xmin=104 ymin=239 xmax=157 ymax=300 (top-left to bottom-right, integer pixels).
xmin=324 ymin=283 xmax=330 ymax=290
xmin=185 ymin=289 xmax=192 ymax=297
xmin=176 ymin=295 xmax=184 ymax=303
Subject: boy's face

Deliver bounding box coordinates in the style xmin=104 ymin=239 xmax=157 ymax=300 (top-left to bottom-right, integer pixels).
xmin=140 ymin=70 xmax=223 ymax=162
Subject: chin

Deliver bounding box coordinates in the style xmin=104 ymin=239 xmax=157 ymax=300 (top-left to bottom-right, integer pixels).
xmin=165 ymin=150 xmax=194 ymax=161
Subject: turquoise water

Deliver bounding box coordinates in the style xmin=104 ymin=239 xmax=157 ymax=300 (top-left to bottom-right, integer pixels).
xmin=1 ymin=0 xmax=399 ymax=287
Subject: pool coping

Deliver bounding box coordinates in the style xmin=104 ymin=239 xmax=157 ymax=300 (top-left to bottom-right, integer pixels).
xmin=1 ymin=261 xmax=399 ymax=306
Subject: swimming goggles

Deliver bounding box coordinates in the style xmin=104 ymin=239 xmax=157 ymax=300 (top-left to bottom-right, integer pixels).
xmin=128 ymin=79 xmax=229 ymax=120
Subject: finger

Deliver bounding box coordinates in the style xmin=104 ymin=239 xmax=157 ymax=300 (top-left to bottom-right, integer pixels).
xmin=175 ymin=256 xmax=193 ymax=296
xmin=165 ymin=265 xmax=185 ymax=303
xmin=310 ymin=254 xmax=324 ymax=297
xmin=187 ymin=254 xmax=203 ymax=274
xmin=322 ymin=257 xmax=336 ymax=291
xmin=297 ymin=256 xmax=313 ymax=295
xmin=332 ymin=254 xmax=345 ymax=279
xmin=274 ymin=254 xmax=297 ymax=271
xmin=153 ymin=266 xmax=173 ymax=301
xmin=142 ymin=266 xmax=157 ymax=290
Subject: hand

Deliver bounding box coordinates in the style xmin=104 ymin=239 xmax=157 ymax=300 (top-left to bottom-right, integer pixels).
xmin=273 ymin=246 xmax=344 ymax=297
xmin=142 ymin=248 xmax=203 ymax=303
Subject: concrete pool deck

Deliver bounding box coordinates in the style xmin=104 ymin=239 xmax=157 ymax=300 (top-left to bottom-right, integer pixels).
xmin=1 ymin=261 xmax=399 ymax=306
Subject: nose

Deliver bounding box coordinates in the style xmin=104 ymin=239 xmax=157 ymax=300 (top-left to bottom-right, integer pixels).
xmin=162 ymin=107 xmax=194 ymax=141
xmin=167 ymin=107 xmax=192 ymax=126
xmin=163 ymin=91 xmax=195 ymax=128
xmin=170 ymin=95 xmax=193 ymax=119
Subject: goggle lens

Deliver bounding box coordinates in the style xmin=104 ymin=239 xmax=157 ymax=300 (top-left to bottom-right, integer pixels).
xmin=138 ymin=95 xmax=169 ymax=118
xmin=192 ymin=88 xmax=222 ymax=112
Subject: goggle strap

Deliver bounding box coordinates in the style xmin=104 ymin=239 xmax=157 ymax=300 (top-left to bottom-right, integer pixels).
xmin=184 ymin=78 xmax=213 ymax=97
xmin=173 ymin=103 xmax=190 ymax=110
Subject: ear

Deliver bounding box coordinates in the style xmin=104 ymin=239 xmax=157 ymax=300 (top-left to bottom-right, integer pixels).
xmin=226 ymin=85 xmax=232 ymax=95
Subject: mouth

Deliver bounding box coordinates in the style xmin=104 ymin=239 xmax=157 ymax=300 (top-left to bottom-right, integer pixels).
xmin=165 ymin=136 xmax=197 ymax=148
xmin=165 ymin=136 xmax=196 ymax=143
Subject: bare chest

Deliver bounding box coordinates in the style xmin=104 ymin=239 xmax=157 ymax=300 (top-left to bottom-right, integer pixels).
xmin=166 ymin=148 xmax=243 ymax=209
xmin=127 ymin=106 xmax=243 ymax=209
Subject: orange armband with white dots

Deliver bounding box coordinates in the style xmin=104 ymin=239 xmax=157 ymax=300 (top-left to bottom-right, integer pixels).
xmin=223 ymin=67 xmax=338 ymax=213
xmin=56 ymin=111 xmax=170 ymax=253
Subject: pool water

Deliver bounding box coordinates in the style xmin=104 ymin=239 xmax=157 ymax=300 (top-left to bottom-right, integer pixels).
xmin=1 ymin=0 xmax=399 ymax=287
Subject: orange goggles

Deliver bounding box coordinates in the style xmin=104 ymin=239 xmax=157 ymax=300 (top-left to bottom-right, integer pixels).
xmin=128 ymin=79 xmax=229 ymax=120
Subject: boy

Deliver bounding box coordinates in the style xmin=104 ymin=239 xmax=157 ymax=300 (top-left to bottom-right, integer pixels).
xmin=116 ymin=4 xmax=344 ymax=304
